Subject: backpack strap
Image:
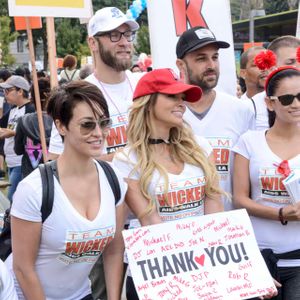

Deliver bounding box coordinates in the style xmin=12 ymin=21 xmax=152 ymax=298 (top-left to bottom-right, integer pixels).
xmin=39 ymin=161 xmax=56 ymax=223
xmin=69 ymin=69 xmax=77 ymax=81
xmin=97 ymin=160 xmax=121 ymax=205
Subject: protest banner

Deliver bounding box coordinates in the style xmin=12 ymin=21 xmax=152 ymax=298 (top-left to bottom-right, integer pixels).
xmin=297 ymin=1 xmax=300 ymax=38
xmin=14 ymin=17 xmax=42 ymax=31
xmin=9 ymin=0 xmax=92 ymax=18
xmin=147 ymin=0 xmax=236 ymax=96
xmin=123 ymin=209 xmax=276 ymax=300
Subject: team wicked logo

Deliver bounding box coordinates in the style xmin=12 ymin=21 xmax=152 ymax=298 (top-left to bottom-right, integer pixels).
xmin=137 ymin=242 xmax=248 ymax=281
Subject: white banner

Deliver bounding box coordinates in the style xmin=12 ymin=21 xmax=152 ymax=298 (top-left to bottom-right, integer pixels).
xmin=123 ymin=209 xmax=276 ymax=300
xmin=296 ymin=1 xmax=300 ymax=38
xmin=8 ymin=0 xmax=92 ymax=18
xmin=147 ymin=0 xmax=236 ymax=96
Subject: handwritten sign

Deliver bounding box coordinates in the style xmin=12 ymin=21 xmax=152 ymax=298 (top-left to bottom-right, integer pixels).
xmin=8 ymin=0 xmax=92 ymax=18
xmin=123 ymin=209 xmax=276 ymax=300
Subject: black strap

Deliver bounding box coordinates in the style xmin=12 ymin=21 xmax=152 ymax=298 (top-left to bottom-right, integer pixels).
xmin=65 ymin=69 xmax=76 ymax=81
xmin=39 ymin=161 xmax=56 ymax=223
xmin=97 ymin=160 xmax=121 ymax=205
xmin=38 ymin=160 xmax=119 ymax=223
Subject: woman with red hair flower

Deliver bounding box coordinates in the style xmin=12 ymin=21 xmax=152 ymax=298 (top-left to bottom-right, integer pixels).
xmin=233 ymin=64 xmax=300 ymax=299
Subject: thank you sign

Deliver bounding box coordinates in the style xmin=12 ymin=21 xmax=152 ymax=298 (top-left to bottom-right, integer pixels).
xmin=123 ymin=209 xmax=276 ymax=299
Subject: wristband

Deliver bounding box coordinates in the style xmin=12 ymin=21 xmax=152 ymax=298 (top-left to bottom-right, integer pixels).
xmin=279 ymin=207 xmax=288 ymax=225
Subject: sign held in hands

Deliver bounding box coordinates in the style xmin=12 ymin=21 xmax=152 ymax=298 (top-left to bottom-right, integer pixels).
xmin=123 ymin=209 xmax=276 ymax=300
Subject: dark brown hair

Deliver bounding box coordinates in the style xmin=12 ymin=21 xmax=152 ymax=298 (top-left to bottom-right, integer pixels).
xmin=47 ymin=81 xmax=109 ymax=130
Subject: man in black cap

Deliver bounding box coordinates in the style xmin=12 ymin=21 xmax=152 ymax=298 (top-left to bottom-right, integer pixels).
xmin=176 ymin=26 xmax=255 ymax=211
xmin=0 ymin=75 xmax=35 ymax=201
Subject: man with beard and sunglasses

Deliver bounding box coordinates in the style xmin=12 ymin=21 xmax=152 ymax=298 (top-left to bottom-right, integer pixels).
xmin=176 ymin=26 xmax=255 ymax=211
xmin=48 ymin=7 xmax=142 ymax=162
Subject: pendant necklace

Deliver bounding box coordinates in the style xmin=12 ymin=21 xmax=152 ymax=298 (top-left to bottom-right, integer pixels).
xmin=95 ymin=72 xmax=134 ymax=117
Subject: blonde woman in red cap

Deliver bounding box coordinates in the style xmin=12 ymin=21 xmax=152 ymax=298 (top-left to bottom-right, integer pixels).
xmin=233 ymin=65 xmax=300 ymax=299
xmin=113 ymin=68 xmax=223 ymax=299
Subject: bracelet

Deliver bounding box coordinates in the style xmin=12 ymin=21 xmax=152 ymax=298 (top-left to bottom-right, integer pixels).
xmin=279 ymin=207 xmax=288 ymax=225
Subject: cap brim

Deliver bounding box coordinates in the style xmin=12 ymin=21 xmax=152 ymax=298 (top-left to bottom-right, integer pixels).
xmin=160 ymin=83 xmax=202 ymax=103
xmin=0 ymin=82 xmax=13 ymax=89
xmin=184 ymin=40 xmax=230 ymax=57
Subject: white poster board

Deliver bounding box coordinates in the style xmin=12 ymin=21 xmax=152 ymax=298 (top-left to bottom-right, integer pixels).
xmin=123 ymin=209 xmax=276 ymax=300
xmin=296 ymin=1 xmax=300 ymax=38
xmin=147 ymin=0 xmax=236 ymax=96
xmin=9 ymin=0 xmax=92 ymax=18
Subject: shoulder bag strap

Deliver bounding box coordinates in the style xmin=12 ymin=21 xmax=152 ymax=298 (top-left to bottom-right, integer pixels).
xmin=39 ymin=161 xmax=55 ymax=223
xmin=97 ymin=160 xmax=121 ymax=205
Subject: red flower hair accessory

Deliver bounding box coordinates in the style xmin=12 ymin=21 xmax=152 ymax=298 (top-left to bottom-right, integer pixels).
xmin=254 ymin=50 xmax=277 ymax=70
xmin=296 ymin=47 xmax=300 ymax=63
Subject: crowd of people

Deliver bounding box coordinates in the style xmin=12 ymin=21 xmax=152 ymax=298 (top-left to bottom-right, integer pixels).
xmin=0 ymin=5 xmax=299 ymax=300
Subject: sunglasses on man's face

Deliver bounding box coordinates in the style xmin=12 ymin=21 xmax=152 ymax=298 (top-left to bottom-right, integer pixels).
xmin=269 ymin=93 xmax=300 ymax=106
xmin=79 ymin=118 xmax=112 ymax=136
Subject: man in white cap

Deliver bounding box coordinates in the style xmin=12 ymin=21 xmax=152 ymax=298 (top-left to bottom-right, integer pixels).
xmin=176 ymin=26 xmax=255 ymax=211
xmin=48 ymin=7 xmax=142 ymax=161
xmin=0 ymin=75 xmax=35 ymax=201
xmin=47 ymin=7 xmax=142 ymax=300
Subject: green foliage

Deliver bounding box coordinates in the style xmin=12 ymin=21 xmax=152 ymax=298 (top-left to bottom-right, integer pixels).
xmin=0 ymin=16 xmax=18 ymax=66
xmin=0 ymin=0 xmax=8 ymax=16
xmin=230 ymin=0 xmax=241 ymax=21
xmin=134 ymin=24 xmax=150 ymax=56
xmin=264 ymin=0 xmax=289 ymax=14
xmin=55 ymin=18 xmax=84 ymax=63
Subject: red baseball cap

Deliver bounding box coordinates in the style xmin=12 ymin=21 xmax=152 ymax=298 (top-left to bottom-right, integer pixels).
xmin=133 ymin=68 xmax=202 ymax=102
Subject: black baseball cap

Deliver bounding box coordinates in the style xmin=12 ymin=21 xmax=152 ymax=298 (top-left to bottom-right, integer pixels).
xmin=176 ymin=26 xmax=230 ymax=59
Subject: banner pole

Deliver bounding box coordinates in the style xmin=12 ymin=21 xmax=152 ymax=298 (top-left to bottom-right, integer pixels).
xmin=46 ymin=17 xmax=58 ymax=88
xmin=25 ymin=17 xmax=48 ymax=162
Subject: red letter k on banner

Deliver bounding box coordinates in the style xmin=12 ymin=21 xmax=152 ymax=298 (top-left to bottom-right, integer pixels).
xmin=172 ymin=0 xmax=208 ymax=36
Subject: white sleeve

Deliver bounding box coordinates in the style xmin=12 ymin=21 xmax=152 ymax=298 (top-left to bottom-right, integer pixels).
xmin=49 ymin=122 xmax=64 ymax=155
xmin=0 ymin=260 xmax=18 ymax=300
xmin=194 ymin=135 xmax=213 ymax=157
xmin=231 ymin=132 xmax=251 ymax=160
xmin=112 ymin=149 xmax=140 ymax=180
xmin=242 ymin=101 xmax=256 ymax=131
xmin=11 ymin=173 xmax=42 ymax=222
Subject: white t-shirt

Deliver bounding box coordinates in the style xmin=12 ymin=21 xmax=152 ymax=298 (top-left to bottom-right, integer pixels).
xmin=4 ymin=105 xmax=27 ymax=167
xmin=233 ymin=130 xmax=300 ymax=267
xmin=244 ymin=91 xmax=269 ymax=131
xmin=6 ymin=160 xmax=127 ymax=300
xmin=48 ymin=70 xmax=142 ymax=155
xmin=184 ymin=91 xmax=255 ymax=210
xmin=113 ymin=136 xmax=212 ymax=222
xmin=0 ymin=260 xmax=18 ymax=300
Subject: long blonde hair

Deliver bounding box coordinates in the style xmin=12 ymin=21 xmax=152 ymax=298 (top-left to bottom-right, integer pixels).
xmin=126 ymin=93 xmax=222 ymax=217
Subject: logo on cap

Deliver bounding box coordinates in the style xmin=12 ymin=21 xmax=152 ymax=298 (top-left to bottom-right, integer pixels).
xmin=111 ymin=7 xmax=122 ymax=19
xmin=194 ymin=28 xmax=215 ymax=40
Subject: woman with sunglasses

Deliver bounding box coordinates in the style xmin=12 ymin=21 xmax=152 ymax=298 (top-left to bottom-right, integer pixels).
xmin=113 ymin=68 xmax=224 ymax=299
xmin=233 ymin=66 xmax=300 ymax=299
xmin=7 ymin=81 xmax=127 ymax=300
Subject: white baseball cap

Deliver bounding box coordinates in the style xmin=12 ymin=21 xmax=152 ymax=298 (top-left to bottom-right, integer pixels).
xmin=0 ymin=75 xmax=30 ymax=92
xmin=88 ymin=7 xmax=139 ymax=37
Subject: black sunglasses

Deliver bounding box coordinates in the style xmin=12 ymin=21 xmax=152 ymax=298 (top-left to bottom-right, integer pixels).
xmin=79 ymin=118 xmax=112 ymax=136
xmin=94 ymin=30 xmax=136 ymax=43
xmin=269 ymin=93 xmax=300 ymax=106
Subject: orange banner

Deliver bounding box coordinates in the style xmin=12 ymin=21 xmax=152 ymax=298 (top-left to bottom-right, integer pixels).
xmin=14 ymin=17 xmax=42 ymax=30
